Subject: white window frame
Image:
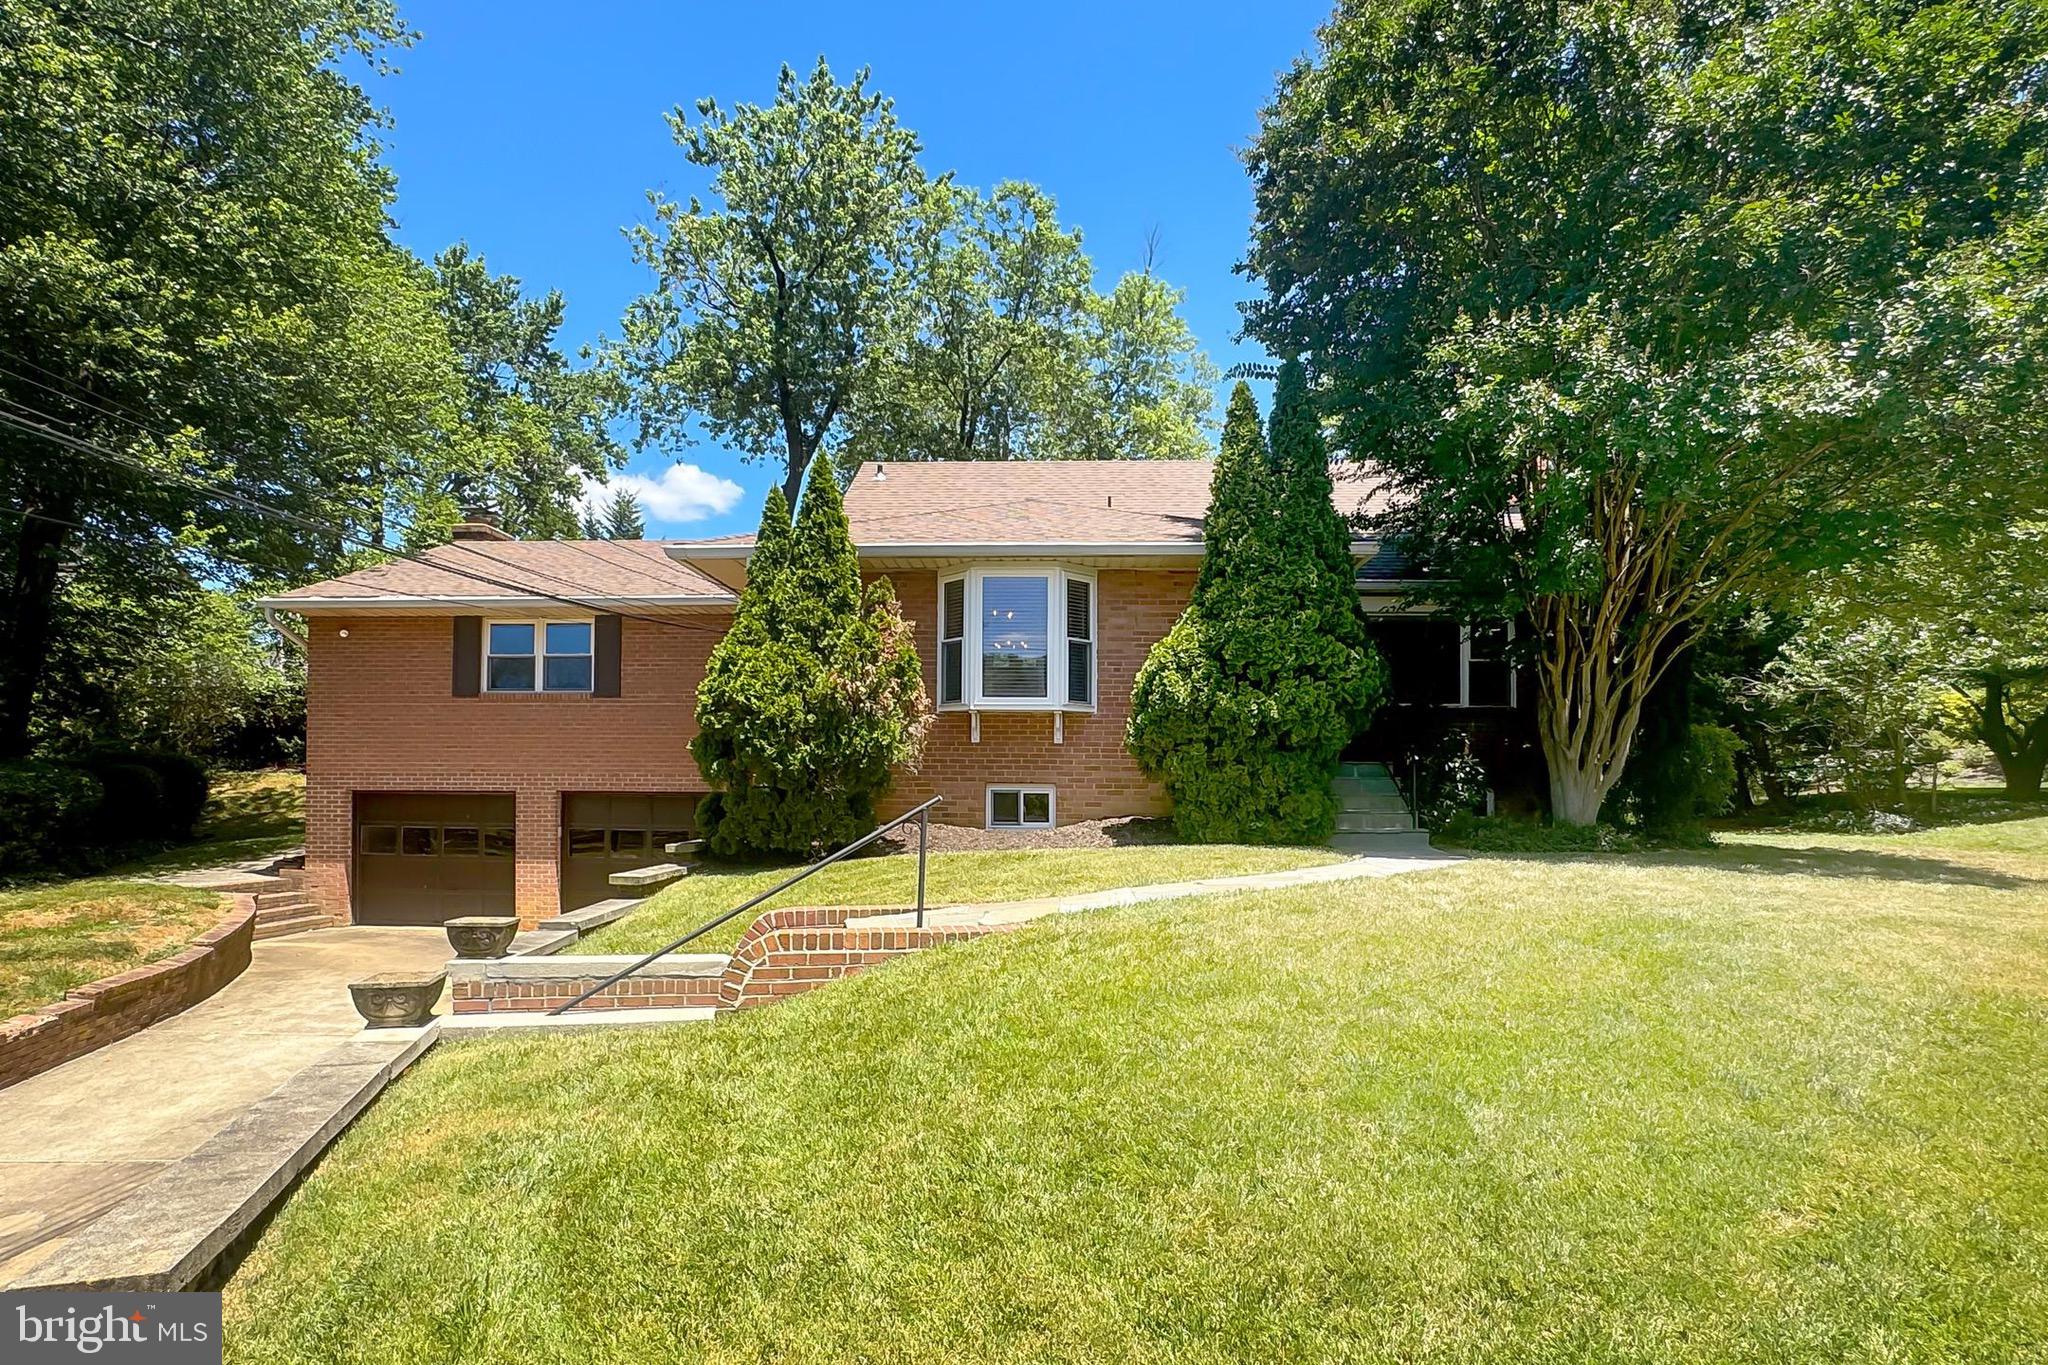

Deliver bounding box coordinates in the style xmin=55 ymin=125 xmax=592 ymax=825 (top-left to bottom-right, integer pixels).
xmin=1456 ymin=620 xmax=1516 ymax=709
xmin=483 ymin=618 xmax=595 ymax=694
xmin=985 ymin=784 xmax=1057 ymax=830
xmin=937 ymin=565 xmax=1096 ymax=713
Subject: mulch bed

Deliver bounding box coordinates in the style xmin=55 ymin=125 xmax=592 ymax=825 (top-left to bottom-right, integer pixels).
xmin=867 ymin=816 xmax=1180 ymax=856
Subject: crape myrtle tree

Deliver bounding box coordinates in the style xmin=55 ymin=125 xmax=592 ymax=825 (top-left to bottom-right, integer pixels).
xmin=1128 ymin=380 xmax=1382 ymax=843
xmin=1243 ymin=0 xmax=2048 ymax=822
xmin=691 ymin=456 xmax=928 ymax=858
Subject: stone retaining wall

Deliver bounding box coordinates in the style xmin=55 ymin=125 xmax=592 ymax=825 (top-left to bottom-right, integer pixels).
xmin=0 ymin=897 xmax=257 ymax=1090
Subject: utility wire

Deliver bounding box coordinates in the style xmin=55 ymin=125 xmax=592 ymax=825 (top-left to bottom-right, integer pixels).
xmin=0 ymin=404 xmax=736 ymax=638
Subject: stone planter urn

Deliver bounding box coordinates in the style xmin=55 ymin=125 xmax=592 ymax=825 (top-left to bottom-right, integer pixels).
xmin=349 ymin=971 xmax=445 ymax=1028
xmin=444 ymin=915 xmax=520 ymax=960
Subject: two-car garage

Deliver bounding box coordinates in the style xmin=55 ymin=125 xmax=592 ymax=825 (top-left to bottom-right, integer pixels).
xmin=351 ymin=790 xmax=701 ymax=925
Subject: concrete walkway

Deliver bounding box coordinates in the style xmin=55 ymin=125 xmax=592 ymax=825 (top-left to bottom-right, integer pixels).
xmin=0 ymin=926 xmax=447 ymax=1287
xmin=856 ymin=847 xmax=1464 ymax=931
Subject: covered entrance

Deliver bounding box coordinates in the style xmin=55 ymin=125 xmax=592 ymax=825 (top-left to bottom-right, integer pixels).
xmin=559 ymin=792 xmax=700 ymax=913
xmin=352 ymin=793 xmax=516 ymax=925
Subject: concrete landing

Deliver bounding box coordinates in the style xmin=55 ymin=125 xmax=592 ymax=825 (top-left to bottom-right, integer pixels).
xmin=0 ymin=926 xmax=447 ymax=1287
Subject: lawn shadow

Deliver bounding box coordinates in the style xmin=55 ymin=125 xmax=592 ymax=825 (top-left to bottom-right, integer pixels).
xmin=1634 ymin=842 xmax=2037 ymax=891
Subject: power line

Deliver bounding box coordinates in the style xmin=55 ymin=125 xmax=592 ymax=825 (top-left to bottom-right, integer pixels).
xmin=0 ymin=404 xmax=736 ymax=638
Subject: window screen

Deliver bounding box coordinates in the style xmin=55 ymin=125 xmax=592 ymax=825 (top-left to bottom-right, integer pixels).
xmin=981 ymin=576 xmax=1049 ymax=699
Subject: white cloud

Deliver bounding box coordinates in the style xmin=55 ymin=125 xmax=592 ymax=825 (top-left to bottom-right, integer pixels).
xmin=580 ymin=462 xmax=744 ymax=528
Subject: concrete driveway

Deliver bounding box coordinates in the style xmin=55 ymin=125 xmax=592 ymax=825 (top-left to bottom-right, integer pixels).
xmin=0 ymin=926 xmax=449 ymax=1287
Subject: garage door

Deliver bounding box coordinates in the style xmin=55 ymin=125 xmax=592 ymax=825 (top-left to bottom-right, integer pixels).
xmin=354 ymin=793 xmax=517 ymax=925
xmin=560 ymin=793 xmax=699 ymax=913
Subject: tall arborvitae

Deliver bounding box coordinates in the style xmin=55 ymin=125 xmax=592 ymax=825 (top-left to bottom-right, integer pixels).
xmin=691 ymin=457 xmax=927 ymax=857
xmin=1128 ymin=377 xmax=1383 ymax=843
xmin=1266 ymin=359 xmax=1384 ymax=756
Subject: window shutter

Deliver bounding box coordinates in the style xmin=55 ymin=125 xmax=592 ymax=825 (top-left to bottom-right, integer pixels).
xmin=594 ymin=614 xmax=623 ymax=697
xmin=939 ymin=578 xmax=965 ymax=705
xmin=1065 ymin=578 xmax=1093 ymax=706
xmin=452 ymin=617 xmax=481 ymax=696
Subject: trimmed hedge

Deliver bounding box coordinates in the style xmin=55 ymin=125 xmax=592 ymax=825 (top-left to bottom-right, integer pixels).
xmin=0 ymin=750 xmax=213 ymax=877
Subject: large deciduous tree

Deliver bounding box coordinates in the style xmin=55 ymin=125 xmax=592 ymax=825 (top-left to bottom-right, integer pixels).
xmin=428 ymin=244 xmax=623 ymax=540
xmin=611 ymin=60 xmax=934 ymax=513
xmin=691 ymin=456 xmax=928 ymax=858
xmin=0 ymin=0 xmax=472 ymax=759
xmin=1242 ymin=0 xmax=2048 ymax=822
xmin=610 ymin=64 xmax=1216 ymax=509
xmin=843 ymin=186 xmax=1217 ymax=464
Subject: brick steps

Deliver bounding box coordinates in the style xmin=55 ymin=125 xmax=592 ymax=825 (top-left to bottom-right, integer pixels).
xmin=249 ymin=872 xmax=327 ymax=940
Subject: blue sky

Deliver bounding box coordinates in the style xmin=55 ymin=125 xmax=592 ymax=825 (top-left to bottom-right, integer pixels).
xmin=367 ymin=0 xmax=1331 ymax=537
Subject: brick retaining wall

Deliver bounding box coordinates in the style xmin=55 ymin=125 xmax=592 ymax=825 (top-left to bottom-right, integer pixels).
xmin=447 ymin=904 xmax=1007 ymax=1015
xmin=0 ymin=897 xmax=257 ymax=1090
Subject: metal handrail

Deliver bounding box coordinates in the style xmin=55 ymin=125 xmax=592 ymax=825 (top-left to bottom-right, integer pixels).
xmin=548 ymin=795 xmax=943 ymax=1016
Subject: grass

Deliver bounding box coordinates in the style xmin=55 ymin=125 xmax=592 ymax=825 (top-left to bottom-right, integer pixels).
xmin=116 ymin=767 xmax=305 ymax=875
xmin=0 ymin=878 xmax=227 ymax=1018
xmin=0 ymin=769 xmax=302 ymax=1019
xmin=222 ymin=816 xmax=2048 ymax=1362
xmin=574 ymin=843 xmax=1344 ymax=956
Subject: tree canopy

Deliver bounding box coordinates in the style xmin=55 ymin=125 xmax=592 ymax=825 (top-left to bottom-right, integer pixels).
xmin=1242 ymin=0 xmax=2048 ymax=822
xmin=610 ymin=59 xmax=1216 ymax=516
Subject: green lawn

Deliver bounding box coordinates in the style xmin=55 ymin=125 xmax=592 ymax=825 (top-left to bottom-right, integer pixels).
xmin=117 ymin=767 xmax=305 ymax=875
xmin=0 ymin=769 xmax=303 ymax=1019
xmin=0 ymin=878 xmax=227 ymax=1019
xmin=223 ymin=821 xmax=2048 ymax=1362
xmin=574 ymin=843 xmax=1344 ymax=956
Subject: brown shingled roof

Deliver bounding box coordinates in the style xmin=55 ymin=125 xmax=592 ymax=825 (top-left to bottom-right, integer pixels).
xmin=671 ymin=460 xmax=1393 ymax=560
xmin=265 ymin=538 xmax=734 ymax=607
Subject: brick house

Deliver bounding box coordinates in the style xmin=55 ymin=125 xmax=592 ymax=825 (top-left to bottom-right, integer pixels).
xmin=261 ymin=460 xmax=1533 ymax=929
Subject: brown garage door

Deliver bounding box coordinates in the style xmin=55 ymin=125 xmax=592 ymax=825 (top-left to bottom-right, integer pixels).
xmin=354 ymin=793 xmax=517 ymax=925
xmin=560 ymin=793 xmax=699 ymax=913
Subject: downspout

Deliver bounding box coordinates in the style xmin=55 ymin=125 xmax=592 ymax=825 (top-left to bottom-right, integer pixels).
xmin=263 ymin=605 xmax=308 ymax=654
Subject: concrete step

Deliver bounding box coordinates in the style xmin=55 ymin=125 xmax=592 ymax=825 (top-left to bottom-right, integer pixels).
xmin=1329 ymin=830 xmax=1439 ymax=857
xmin=609 ymin=862 xmax=691 ymax=892
xmin=1335 ymin=811 xmax=1415 ymax=833
xmin=253 ymin=888 xmax=311 ymax=911
xmin=1336 ymin=793 xmax=1410 ymax=815
xmin=255 ymin=897 xmax=315 ymax=917
xmin=662 ymin=838 xmax=707 ymax=856
xmin=1337 ymin=761 xmax=1399 ymax=781
xmin=1331 ymin=774 xmax=1401 ymax=798
xmin=253 ymin=911 xmax=329 ymax=940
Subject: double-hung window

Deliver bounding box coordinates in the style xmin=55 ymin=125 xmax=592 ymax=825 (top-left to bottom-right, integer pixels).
xmin=486 ymin=620 xmax=594 ymax=694
xmin=937 ymin=568 xmax=1095 ymax=710
xmin=1459 ymin=621 xmax=1515 ymax=708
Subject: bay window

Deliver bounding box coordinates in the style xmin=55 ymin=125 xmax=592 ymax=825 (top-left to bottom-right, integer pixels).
xmin=937 ymin=567 xmax=1096 ymax=710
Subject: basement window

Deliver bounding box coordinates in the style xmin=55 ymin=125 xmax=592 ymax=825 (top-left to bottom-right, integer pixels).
xmin=987 ymin=785 xmax=1055 ymax=830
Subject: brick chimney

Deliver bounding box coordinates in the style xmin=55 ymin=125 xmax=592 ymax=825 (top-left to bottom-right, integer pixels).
xmin=452 ymin=505 xmax=514 ymax=542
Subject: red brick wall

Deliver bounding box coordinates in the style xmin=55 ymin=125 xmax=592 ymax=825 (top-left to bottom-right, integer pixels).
xmin=0 ymin=898 xmax=256 ymax=1090
xmin=303 ymin=567 xmax=1195 ymax=925
xmin=875 ymin=568 xmax=1189 ymax=825
xmin=303 ymin=613 xmax=719 ymax=927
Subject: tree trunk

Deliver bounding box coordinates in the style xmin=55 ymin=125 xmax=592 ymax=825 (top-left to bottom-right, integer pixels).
xmin=1978 ymin=672 xmax=2048 ymax=803
xmin=0 ymin=493 xmax=72 ymax=759
xmin=2005 ymin=755 xmax=2046 ymax=801
xmin=1546 ymin=760 xmax=1611 ymax=826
